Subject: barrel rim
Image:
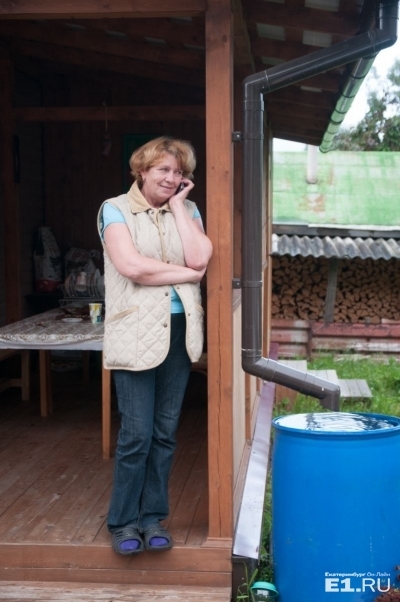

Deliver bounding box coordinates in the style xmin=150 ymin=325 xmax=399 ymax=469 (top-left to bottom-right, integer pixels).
xmin=272 ymin=411 xmax=400 ymax=436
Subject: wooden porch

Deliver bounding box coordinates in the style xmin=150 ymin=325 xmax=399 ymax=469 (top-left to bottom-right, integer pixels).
xmin=0 ymin=361 xmax=231 ymax=594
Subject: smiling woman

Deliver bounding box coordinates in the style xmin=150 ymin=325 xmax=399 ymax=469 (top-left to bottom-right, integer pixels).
xmin=96 ymin=136 xmax=212 ymax=557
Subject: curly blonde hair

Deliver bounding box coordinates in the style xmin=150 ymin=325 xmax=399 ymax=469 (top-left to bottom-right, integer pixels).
xmin=129 ymin=136 xmax=196 ymax=185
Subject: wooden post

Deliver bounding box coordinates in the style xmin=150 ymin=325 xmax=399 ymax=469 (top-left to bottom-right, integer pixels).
xmin=324 ymin=257 xmax=340 ymax=323
xmin=0 ymin=59 xmax=21 ymax=323
xmin=102 ymin=359 xmax=112 ymax=460
xmin=263 ymin=127 xmax=273 ymax=357
xmin=205 ymin=0 xmax=234 ymax=543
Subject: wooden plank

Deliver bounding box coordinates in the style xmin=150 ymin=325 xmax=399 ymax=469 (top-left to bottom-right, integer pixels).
xmin=0 ymin=581 xmax=231 ymax=602
xmin=69 ymin=17 xmax=205 ymax=49
xmin=248 ymin=2 xmax=358 ymax=36
xmin=8 ymin=38 xmax=205 ymax=87
xmin=312 ymin=337 xmax=400 ymax=354
xmin=205 ymin=0 xmax=234 ymax=542
xmin=0 ymin=543 xmax=232 ymax=573
xmin=0 ymin=0 xmax=206 ymax=19
xmin=338 ymin=379 xmax=372 ymax=399
xmin=0 ymin=21 xmax=204 ymax=70
xmin=13 ymin=106 xmax=205 ymax=122
xmin=167 ymin=439 xmax=208 ymax=545
xmin=279 ymin=359 xmax=308 ymax=372
xmin=338 ymin=379 xmax=351 ymax=398
xmin=39 ymin=350 xmax=52 ymax=417
xmin=0 ymin=59 xmax=21 ymax=324
xmin=311 ymin=322 xmax=400 ymax=338
xmin=324 ymin=257 xmax=340 ymax=323
xmin=356 ymin=379 xmax=373 ymax=398
xmin=0 ymin=567 xmax=231 ymax=588
xmin=309 ymin=369 xmax=340 ymax=387
xmin=101 ymin=363 xmax=111 ymax=459
xmin=275 ymin=360 xmax=307 ymax=406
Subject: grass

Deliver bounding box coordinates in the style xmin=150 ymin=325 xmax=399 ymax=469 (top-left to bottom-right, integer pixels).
xmin=258 ymin=353 xmax=400 ymax=591
xmin=274 ymin=354 xmax=400 ymax=417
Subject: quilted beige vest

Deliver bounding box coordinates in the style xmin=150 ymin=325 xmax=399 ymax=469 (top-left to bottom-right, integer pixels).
xmin=97 ymin=181 xmax=204 ymax=371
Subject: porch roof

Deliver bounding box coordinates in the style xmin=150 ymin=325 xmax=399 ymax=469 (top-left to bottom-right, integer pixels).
xmin=0 ymin=0 xmax=376 ymax=147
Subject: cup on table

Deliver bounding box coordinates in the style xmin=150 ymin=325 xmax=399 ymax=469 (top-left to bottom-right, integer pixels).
xmin=89 ymin=303 xmax=102 ymax=324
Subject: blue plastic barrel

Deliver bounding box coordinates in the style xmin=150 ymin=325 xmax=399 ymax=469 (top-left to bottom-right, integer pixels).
xmin=271 ymin=412 xmax=400 ymax=602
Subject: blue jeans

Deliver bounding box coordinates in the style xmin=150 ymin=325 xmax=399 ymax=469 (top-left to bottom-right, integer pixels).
xmin=107 ymin=313 xmax=192 ymax=531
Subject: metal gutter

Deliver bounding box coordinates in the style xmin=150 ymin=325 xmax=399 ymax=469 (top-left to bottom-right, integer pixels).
xmin=241 ymin=0 xmax=398 ymax=412
xmin=320 ymin=0 xmax=398 ymax=152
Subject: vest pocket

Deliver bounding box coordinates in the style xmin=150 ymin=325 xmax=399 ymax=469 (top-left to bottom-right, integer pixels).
xmin=104 ymin=306 xmax=139 ymax=368
xmin=195 ymin=303 xmax=205 ymax=315
xmin=104 ymin=306 xmax=139 ymax=324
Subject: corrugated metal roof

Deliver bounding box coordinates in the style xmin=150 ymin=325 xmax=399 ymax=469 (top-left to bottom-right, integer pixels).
xmin=271 ymin=234 xmax=400 ymax=260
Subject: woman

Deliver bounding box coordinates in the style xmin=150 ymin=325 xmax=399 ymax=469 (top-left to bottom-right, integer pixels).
xmin=97 ymin=136 xmax=212 ymax=555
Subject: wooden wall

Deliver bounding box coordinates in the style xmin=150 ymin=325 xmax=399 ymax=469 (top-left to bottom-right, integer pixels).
xmin=0 ymin=71 xmax=44 ymax=325
xmin=41 ymin=75 xmax=206 ymax=257
xmin=2 ymin=67 xmax=206 ymax=323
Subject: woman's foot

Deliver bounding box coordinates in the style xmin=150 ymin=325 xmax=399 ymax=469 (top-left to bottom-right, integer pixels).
xmin=141 ymin=523 xmax=173 ymax=551
xmin=111 ymin=526 xmax=144 ymax=555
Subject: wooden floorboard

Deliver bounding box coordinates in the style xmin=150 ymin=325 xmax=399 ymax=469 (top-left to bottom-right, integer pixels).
xmin=0 ymin=370 xmax=227 ymax=588
xmin=0 ymin=581 xmax=232 ymax=601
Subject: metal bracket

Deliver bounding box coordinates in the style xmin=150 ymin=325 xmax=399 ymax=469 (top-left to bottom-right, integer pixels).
xmin=232 ymin=131 xmax=242 ymax=142
xmin=232 ymin=278 xmax=242 ymax=289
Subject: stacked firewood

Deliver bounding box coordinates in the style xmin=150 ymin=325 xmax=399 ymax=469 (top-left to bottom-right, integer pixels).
xmin=271 ymin=256 xmax=400 ymax=323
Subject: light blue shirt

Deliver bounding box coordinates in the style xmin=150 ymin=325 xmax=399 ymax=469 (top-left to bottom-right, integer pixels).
xmin=100 ymin=202 xmax=202 ymax=314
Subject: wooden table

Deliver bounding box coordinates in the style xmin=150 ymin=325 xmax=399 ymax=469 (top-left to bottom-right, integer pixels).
xmin=0 ymin=309 xmax=113 ymax=459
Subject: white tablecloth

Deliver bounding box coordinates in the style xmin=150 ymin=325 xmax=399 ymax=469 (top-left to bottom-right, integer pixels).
xmin=0 ymin=309 xmax=104 ymax=351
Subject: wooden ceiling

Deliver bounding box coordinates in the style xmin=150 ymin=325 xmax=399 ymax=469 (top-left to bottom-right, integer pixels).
xmin=0 ymin=0 xmax=367 ymax=145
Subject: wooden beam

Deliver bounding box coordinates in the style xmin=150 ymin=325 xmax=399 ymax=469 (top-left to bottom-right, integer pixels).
xmin=268 ymin=87 xmax=337 ymax=110
xmin=273 ymin=131 xmax=322 ymax=145
xmin=0 ymin=21 xmax=204 ymax=70
xmin=270 ymin=113 xmax=328 ymax=131
xmin=247 ymin=2 xmax=359 ymax=36
xmin=324 ymin=257 xmax=340 ymax=323
xmin=7 ymin=38 xmax=204 ymax=86
xmin=232 ymin=0 xmax=254 ymax=71
xmin=0 ymin=59 xmax=21 ymax=323
xmin=0 ymin=0 xmax=206 ymax=19
xmin=267 ymin=101 xmax=332 ymax=122
xmin=254 ymin=61 xmax=342 ymax=92
xmin=205 ymin=0 xmax=234 ymax=542
xmin=66 ymin=17 xmax=206 ymax=50
xmin=13 ymin=105 xmax=205 ymax=122
xmin=253 ymin=37 xmax=346 ymax=64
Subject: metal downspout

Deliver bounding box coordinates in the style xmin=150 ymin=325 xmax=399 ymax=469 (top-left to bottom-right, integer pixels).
xmin=241 ymin=0 xmax=398 ymax=411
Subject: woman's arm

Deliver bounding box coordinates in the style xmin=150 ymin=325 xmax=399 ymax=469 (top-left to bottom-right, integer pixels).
xmin=104 ymin=223 xmax=205 ymax=285
xmin=169 ymin=182 xmax=213 ymax=270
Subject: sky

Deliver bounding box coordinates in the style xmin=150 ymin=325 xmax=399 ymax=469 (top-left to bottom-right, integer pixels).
xmin=273 ymin=24 xmax=400 ymax=152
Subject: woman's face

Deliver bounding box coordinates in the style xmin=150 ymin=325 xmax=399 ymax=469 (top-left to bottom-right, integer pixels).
xmin=140 ymin=154 xmax=183 ymax=207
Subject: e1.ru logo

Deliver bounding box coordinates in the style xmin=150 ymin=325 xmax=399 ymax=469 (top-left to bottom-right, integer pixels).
xmin=325 ymin=573 xmax=391 ymax=593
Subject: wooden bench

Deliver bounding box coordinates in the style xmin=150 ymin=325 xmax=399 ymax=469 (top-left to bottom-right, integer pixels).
xmin=0 ymin=349 xmax=30 ymax=401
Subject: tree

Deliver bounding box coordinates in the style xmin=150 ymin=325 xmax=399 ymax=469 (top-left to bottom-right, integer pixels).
xmin=332 ymin=58 xmax=400 ymax=151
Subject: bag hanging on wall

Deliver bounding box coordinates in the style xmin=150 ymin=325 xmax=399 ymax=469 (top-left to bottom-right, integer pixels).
xmin=33 ymin=226 xmax=63 ymax=293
